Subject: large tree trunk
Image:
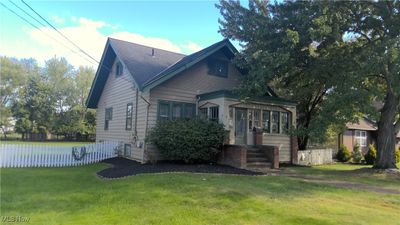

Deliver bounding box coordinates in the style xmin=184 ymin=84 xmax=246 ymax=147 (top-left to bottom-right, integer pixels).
xmin=374 ymin=91 xmax=398 ymax=169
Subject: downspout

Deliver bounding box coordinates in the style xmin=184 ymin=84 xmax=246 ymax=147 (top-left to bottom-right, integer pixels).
xmin=140 ymin=94 xmax=151 ymax=163
xmin=134 ymin=88 xmax=139 ymax=138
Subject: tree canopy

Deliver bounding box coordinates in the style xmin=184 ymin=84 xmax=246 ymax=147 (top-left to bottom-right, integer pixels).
xmin=217 ymin=0 xmax=399 ymax=168
xmin=1 ymin=56 xmax=96 ymax=140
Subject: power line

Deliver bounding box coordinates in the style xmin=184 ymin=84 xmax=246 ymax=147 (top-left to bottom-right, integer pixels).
xmin=21 ymin=0 xmax=100 ymax=64
xmin=0 ymin=1 xmax=98 ymax=67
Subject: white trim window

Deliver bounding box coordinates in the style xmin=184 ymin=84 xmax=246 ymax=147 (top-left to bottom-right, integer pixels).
xmin=355 ymin=130 xmax=367 ymax=147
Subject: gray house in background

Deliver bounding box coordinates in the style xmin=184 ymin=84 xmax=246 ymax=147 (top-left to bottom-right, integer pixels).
xmin=86 ymin=38 xmax=297 ymax=166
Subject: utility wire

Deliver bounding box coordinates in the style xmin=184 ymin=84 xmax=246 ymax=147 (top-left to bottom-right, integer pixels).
xmin=21 ymin=0 xmax=100 ymax=64
xmin=0 ymin=2 xmax=98 ymax=67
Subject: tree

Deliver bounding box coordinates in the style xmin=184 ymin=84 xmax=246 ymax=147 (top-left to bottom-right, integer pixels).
xmin=217 ymin=1 xmax=399 ymax=168
xmin=217 ymin=0 xmax=362 ymax=149
xmin=0 ymin=57 xmax=26 ymax=137
xmin=12 ymin=75 xmax=56 ymax=139
xmin=343 ymin=2 xmax=400 ymax=169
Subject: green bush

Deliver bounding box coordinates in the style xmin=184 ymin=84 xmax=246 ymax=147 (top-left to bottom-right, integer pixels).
xmin=351 ymin=144 xmax=363 ymax=163
xmin=364 ymin=144 xmax=377 ymax=165
xmin=337 ymin=145 xmax=351 ymax=162
xmin=146 ymin=118 xmax=226 ymax=163
xmin=396 ymin=148 xmax=400 ymax=164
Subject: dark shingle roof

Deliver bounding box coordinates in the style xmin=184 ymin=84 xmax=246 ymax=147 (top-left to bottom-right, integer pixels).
xmin=109 ymin=38 xmax=186 ymax=86
xmin=86 ymin=38 xmax=238 ymax=108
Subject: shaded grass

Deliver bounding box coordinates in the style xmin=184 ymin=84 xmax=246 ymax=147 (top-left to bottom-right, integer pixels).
xmin=1 ymin=163 xmax=399 ymax=225
xmin=283 ymin=163 xmax=400 ymax=188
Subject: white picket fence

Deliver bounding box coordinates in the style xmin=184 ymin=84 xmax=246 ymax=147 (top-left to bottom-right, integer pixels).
xmin=0 ymin=140 xmax=121 ymax=168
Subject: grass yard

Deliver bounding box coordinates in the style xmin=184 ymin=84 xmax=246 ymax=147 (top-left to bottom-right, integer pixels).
xmin=1 ymin=163 xmax=399 ymax=225
xmin=0 ymin=141 xmax=92 ymax=146
xmin=283 ymin=163 xmax=400 ymax=189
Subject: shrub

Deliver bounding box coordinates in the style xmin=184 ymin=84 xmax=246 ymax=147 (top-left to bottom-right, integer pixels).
xmin=337 ymin=145 xmax=351 ymax=162
xmin=396 ymin=148 xmax=400 ymax=164
xmin=364 ymin=144 xmax=377 ymax=165
xmin=146 ymin=118 xmax=226 ymax=163
xmin=351 ymin=144 xmax=363 ymax=163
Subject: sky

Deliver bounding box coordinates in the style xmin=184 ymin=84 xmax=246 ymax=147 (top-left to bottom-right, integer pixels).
xmin=0 ymin=0 xmax=231 ymax=68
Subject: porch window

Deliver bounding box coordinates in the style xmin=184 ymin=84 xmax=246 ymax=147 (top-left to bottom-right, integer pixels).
xmin=158 ymin=101 xmax=196 ymax=121
xmin=280 ymin=112 xmax=289 ymax=133
xmin=254 ymin=110 xmax=261 ymax=129
xmin=104 ymin=107 xmax=113 ymax=130
xmin=271 ymin=111 xmax=280 ymax=134
xmin=209 ymin=106 xmax=219 ymax=122
xmin=355 ymin=130 xmax=367 ymax=147
xmin=125 ymin=103 xmax=133 ymax=130
xmin=262 ymin=110 xmax=270 ymax=132
xmin=199 ymin=108 xmax=208 ymax=119
xmin=248 ymin=110 xmax=253 ymax=130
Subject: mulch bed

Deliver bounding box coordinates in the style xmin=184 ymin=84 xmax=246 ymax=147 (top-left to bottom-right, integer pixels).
xmin=97 ymin=157 xmax=262 ymax=179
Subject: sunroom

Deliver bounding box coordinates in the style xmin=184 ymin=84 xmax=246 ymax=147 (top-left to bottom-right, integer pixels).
xmin=197 ymin=90 xmax=297 ymax=162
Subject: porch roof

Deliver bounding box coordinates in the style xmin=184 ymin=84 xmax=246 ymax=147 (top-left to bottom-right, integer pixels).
xmin=197 ymin=90 xmax=297 ymax=106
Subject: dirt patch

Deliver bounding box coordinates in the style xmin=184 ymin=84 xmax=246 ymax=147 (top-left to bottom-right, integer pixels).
xmin=97 ymin=157 xmax=262 ymax=178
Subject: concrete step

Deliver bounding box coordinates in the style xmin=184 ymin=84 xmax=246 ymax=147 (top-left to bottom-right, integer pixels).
xmin=246 ymin=147 xmax=261 ymax=152
xmin=247 ymin=152 xmax=265 ymax=157
xmin=247 ymin=157 xmax=269 ymax=163
xmin=246 ymin=162 xmax=272 ymax=168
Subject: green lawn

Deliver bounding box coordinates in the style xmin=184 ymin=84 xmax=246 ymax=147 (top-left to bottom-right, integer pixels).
xmin=1 ymin=163 xmax=399 ymax=225
xmin=0 ymin=141 xmax=92 ymax=146
xmin=283 ymin=163 xmax=400 ymax=188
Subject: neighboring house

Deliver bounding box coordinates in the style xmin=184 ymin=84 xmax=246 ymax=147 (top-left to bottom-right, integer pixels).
xmin=87 ymin=38 xmax=297 ymax=164
xmin=339 ymin=117 xmax=400 ymax=153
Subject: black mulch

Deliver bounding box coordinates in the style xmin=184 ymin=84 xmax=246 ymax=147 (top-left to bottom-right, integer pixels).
xmin=97 ymin=157 xmax=263 ymax=178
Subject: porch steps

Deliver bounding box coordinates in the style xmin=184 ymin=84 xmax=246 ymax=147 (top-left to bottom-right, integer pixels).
xmin=246 ymin=147 xmax=271 ymax=169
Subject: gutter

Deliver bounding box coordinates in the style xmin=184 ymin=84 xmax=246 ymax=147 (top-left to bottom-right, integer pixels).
xmin=140 ymin=94 xmax=151 ymax=163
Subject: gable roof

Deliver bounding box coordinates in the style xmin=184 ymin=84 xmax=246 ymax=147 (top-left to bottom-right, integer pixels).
xmin=346 ymin=117 xmax=377 ymax=131
xmin=86 ymin=38 xmax=238 ymax=108
xmin=141 ymin=39 xmax=238 ymax=91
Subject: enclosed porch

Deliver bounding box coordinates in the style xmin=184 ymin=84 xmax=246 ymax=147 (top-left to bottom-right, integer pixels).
xmin=197 ymin=90 xmax=298 ymax=168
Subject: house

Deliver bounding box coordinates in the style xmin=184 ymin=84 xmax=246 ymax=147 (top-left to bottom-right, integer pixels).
xmin=86 ymin=38 xmax=298 ymax=165
xmin=339 ymin=117 xmax=400 ymax=153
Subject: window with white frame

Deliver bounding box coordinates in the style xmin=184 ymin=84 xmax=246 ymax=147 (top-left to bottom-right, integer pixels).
xmin=262 ymin=110 xmax=270 ymax=132
xmin=254 ymin=110 xmax=261 ymax=129
xmin=271 ymin=111 xmax=280 ymax=134
xmin=116 ymin=62 xmax=123 ymax=77
xmin=209 ymin=106 xmax=219 ymax=122
xmin=355 ymin=130 xmax=367 ymax=147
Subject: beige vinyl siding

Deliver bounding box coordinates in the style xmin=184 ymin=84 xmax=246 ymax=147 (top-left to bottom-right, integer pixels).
xmin=96 ymin=58 xmax=143 ymax=161
xmin=145 ymin=51 xmax=242 ymax=160
xmin=262 ymin=134 xmax=291 ymax=162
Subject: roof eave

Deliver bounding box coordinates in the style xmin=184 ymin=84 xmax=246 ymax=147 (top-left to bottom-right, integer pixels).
xmin=86 ymin=39 xmax=112 ymax=108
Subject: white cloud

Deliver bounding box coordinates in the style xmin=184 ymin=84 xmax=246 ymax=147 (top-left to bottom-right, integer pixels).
xmin=49 ymin=14 xmax=65 ymax=25
xmin=180 ymin=41 xmax=202 ymax=52
xmin=0 ymin=17 xmax=202 ymax=68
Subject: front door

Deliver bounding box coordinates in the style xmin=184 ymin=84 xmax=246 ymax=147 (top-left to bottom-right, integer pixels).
xmin=235 ymin=108 xmax=247 ymax=145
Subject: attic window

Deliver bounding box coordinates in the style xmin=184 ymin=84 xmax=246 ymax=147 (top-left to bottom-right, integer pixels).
xmin=207 ymin=58 xmax=228 ymax=78
xmin=116 ymin=62 xmax=123 ymax=77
